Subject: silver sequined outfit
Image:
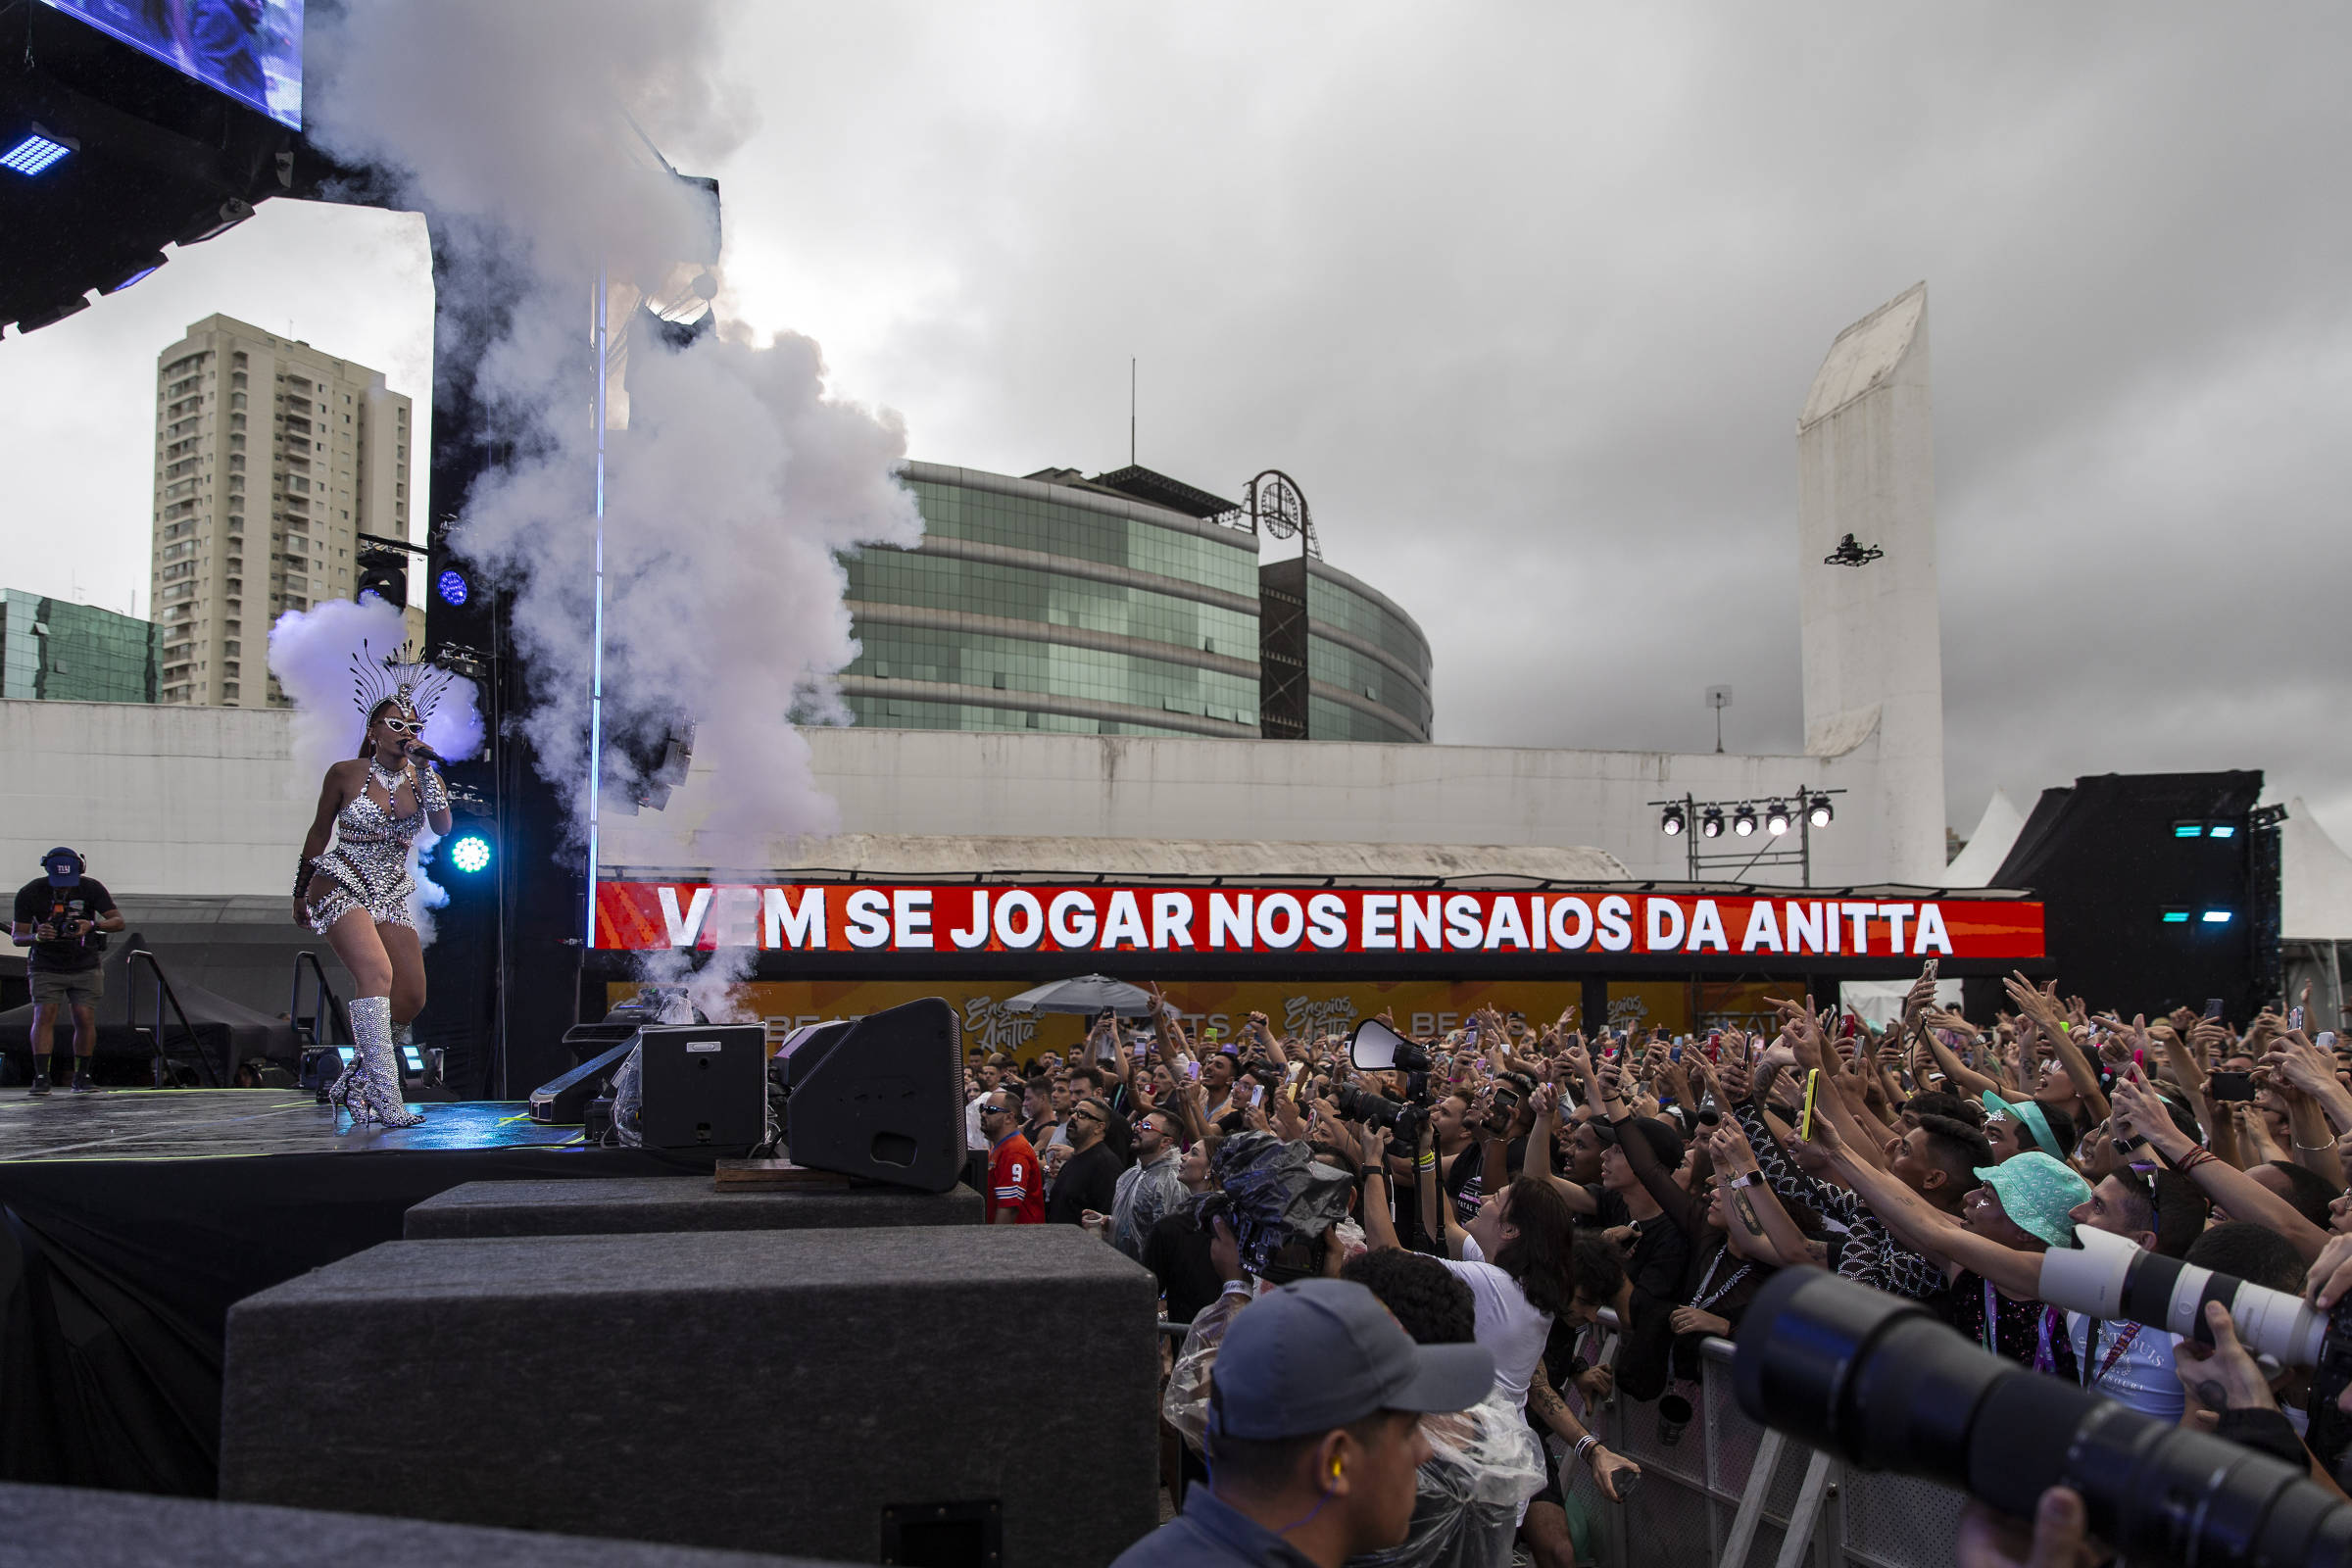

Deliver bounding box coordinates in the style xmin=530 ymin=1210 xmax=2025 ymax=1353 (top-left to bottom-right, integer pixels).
xmin=306 ymin=761 xmax=448 ymax=934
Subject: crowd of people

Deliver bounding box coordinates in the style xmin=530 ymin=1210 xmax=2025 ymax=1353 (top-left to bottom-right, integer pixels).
xmin=964 ymin=974 xmax=2352 ymax=1568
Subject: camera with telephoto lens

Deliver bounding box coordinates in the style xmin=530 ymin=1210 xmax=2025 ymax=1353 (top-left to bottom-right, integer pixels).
xmin=1340 ymin=1018 xmax=1437 ymax=1147
xmin=1737 ymin=1267 xmax=2352 ymax=1566
xmin=2041 ymin=1225 xmax=2352 ymax=1410
xmin=1331 ymin=1084 xmax=1430 ymax=1150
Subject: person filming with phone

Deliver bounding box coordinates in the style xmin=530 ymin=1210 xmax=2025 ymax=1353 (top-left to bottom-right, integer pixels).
xmin=11 ymin=848 xmax=123 ymax=1096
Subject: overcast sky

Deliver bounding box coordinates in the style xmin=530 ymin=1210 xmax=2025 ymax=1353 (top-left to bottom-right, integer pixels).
xmin=4 ymin=3 xmax=2347 ymax=848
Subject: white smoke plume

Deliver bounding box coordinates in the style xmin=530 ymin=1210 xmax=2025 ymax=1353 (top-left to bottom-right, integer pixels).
xmin=304 ymin=2 xmax=922 ymax=1014
xmin=266 ymin=594 xmax=485 ymax=938
xmin=632 ymin=943 xmax=760 ymax=1027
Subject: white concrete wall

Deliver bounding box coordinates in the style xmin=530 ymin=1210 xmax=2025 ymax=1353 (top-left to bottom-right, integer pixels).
xmin=1796 ymin=283 xmax=1948 ymax=885
xmin=3 ymin=701 xmax=1912 ymax=899
xmin=1 ymin=699 xmax=316 ymax=898
xmin=605 ymin=725 xmax=1903 ymax=889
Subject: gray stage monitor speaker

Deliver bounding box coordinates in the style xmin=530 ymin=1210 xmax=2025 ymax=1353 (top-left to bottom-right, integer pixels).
xmin=778 ymin=997 xmax=965 ymax=1193
xmin=220 ymin=1227 xmax=1160 ymax=1567
xmin=636 ymin=1023 xmax=766 ymax=1152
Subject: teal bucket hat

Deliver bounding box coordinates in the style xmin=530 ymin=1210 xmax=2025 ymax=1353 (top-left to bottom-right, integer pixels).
xmin=1972 ymin=1152 xmax=2092 ymax=1249
xmin=1980 ymin=1089 xmax=2066 ymax=1161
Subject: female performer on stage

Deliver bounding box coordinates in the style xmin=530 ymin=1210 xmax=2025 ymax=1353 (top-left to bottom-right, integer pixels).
xmin=291 ymin=648 xmax=454 ymax=1128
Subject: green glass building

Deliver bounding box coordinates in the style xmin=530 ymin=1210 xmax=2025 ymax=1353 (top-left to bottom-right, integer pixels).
xmin=841 ymin=463 xmax=1432 ymax=742
xmin=0 ymin=589 xmax=160 ymax=704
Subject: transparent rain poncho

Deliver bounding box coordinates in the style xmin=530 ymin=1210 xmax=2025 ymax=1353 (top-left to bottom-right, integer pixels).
xmin=609 ymin=1041 xmax=645 ymax=1148
xmin=1164 ymin=1291 xmax=1544 ymax=1568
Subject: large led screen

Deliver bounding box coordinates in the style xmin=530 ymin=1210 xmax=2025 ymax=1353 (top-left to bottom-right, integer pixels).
xmin=42 ymin=0 xmax=302 ymax=129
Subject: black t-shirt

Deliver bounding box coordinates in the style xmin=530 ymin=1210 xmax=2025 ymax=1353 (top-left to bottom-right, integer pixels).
xmin=1143 ymin=1208 xmax=1224 ymax=1325
xmin=1045 ymin=1139 xmax=1123 ymax=1225
xmin=1443 ymin=1142 xmax=1484 ymax=1224
xmin=14 ymin=877 xmax=114 ymax=972
xmin=1932 ymin=1269 xmax=2080 ymax=1379
xmin=1584 ymin=1187 xmax=1693 ymax=1307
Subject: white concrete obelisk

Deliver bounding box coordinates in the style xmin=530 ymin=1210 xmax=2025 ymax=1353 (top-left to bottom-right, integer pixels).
xmin=1796 ymin=283 xmax=1947 ymax=886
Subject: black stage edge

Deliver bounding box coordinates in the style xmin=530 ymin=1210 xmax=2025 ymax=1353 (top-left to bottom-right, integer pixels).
xmin=0 ymin=1091 xmax=717 ymax=1496
xmin=0 ymin=1481 xmax=854 ymax=1568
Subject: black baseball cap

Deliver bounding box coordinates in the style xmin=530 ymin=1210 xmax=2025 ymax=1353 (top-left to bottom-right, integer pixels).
xmin=1592 ymin=1114 xmax=1686 ymax=1169
xmin=1207 ymin=1279 xmax=1494 ymax=1440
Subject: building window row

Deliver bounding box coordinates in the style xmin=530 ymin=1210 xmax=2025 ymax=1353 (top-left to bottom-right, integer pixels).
xmin=1304 ymin=574 xmax=1431 ymax=673
xmin=847 ymin=553 xmax=1258 ymax=658
xmin=842 ymin=693 xmax=1214 ymax=740
xmin=906 ymin=480 xmax=1260 ymax=600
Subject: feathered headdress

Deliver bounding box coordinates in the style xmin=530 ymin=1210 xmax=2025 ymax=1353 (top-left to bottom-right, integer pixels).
xmin=350 ymin=639 xmax=455 ymax=724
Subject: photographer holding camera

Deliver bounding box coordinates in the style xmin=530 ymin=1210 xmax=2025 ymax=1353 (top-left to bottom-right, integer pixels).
xmin=11 ymin=847 xmax=122 ymax=1096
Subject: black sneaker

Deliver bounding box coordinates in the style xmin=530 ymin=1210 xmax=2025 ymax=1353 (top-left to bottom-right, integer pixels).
xmin=28 ymin=1071 xmax=50 ymax=1097
xmin=71 ymin=1068 xmax=94 ymax=1095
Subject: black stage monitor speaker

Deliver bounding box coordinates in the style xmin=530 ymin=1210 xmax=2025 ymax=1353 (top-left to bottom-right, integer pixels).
xmin=637 ymin=1023 xmax=766 ymax=1152
xmin=528 ymin=1039 xmax=638 ymax=1126
xmin=781 ymin=998 xmax=965 ymax=1193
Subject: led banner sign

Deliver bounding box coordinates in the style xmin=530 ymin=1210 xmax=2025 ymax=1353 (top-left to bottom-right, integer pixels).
xmin=594 ymin=882 xmax=2045 ymax=961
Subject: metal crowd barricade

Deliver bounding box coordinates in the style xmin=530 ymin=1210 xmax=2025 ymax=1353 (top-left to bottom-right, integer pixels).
xmin=1556 ymin=1315 xmax=1970 ymax=1568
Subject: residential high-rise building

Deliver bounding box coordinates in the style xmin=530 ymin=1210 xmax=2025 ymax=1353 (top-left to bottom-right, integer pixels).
xmin=0 ymin=589 xmax=160 ymax=703
xmin=150 ymin=316 xmax=415 ymax=708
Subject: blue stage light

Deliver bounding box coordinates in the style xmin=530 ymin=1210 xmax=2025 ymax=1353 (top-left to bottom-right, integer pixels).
xmin=99 ymin=255 xmax=169 ymax=294
xmin=2173 ymin=822 xmax=2204 ymax=839
xmin=2161 ymin=910 xmax=2189 ymax=924
xmin=2208 ymin=823 xmax=2237 ymax=840
xmin=449 ymin=835 xmax=492 ymax=874
xmin=2 ymin=133 xmax=74 ymax=176
xmin=436 ymin=567 xmax=469 ymax=607
xmin=2201 ymin=909 xmax=2232 ymax=924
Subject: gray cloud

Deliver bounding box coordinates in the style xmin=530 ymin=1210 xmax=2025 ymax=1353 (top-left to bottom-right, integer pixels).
xmin=5 ymin=2 xmax=2347 ymax=846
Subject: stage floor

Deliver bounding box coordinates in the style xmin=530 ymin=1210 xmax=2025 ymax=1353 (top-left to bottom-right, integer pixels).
xmin=0 ymin=1089 xmax=595 ymax=1163
xmin=0 ymin=1089 xmax=703 ymax=1495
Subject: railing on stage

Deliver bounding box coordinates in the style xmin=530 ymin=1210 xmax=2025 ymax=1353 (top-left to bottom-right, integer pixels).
xmin=1560 ymin=1314 xmax=1969 ymax=1568
xmin=290 ymin=950 xmax=348 ymax=1097
xmin=125 ymin=948 xmax=221 ymax=1088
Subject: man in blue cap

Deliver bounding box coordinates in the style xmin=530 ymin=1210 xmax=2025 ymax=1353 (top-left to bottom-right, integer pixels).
xmin=1113 ymin=1277 xmax=1495 ymax=1567
xmin=11 ymin=848 xmax=122 ymax=1095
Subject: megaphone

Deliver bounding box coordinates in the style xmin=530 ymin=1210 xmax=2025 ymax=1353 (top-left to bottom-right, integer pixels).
xmin=1349 ymin=1017 xmax=1432 ymax=1073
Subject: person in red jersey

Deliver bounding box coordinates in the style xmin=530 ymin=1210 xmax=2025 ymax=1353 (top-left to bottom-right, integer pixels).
xmin=981 ymin=1088 xmax=1044 ymax=1224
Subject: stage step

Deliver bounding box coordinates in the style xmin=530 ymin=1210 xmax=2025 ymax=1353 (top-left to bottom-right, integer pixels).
xmin=0 ymin=1480 xmax=855 ymax=1568
xmin=221 ymin=1226 xmax=1157 ymax=1566
xmin=403 ymin=1175 xmax=982 ymax=1239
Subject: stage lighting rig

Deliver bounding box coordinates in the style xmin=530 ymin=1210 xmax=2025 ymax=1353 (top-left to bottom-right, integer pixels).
xmin=96 ymin=251 xmax=167 ymax=293
xmin=1652 ymin=787 xmax=1846 ymax=887
xmin=3 ymin=129 xmax=76 ymax=176
xmin=443 ymin=782 xmax=493 ymax=817
xmin=432 ymin=643 xmax=492 ymax=682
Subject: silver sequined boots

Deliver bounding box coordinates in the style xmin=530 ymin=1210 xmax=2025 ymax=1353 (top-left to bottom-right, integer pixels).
xmin=342 ymin=995 xmax=424 ymax=1129
xmin=324 ymin=1043 xmax=361 ymax=1114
